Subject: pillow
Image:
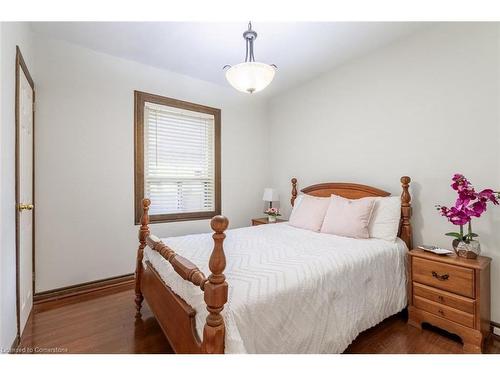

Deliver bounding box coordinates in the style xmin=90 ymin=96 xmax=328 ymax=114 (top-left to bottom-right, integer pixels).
xmin=288 ymin=194 xmax=330 ymax=232
xmin=289 ymin=194 xmax=328 ymax=217
xmin=291 ymin=194 xmax=304 ymax=212
xmin=368 ymin=196 xmax=401 ymax=242
xmin=320 ymin=194 xmax=375 ymax=239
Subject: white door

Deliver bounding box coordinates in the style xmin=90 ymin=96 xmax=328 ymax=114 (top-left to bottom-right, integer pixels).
xmin=17 ymin=61 xmax=34 ymax=335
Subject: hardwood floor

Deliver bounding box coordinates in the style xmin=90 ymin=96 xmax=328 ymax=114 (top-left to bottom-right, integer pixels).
xmin=19 ymin=287 xmax=173 ymax=354
xmin=18 ymin=287 xmax=500 ymax=354
xmin=346 ymin=313 xmax=500 ymax=354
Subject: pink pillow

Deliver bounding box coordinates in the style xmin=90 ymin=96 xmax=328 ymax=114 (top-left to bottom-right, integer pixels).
xmin=320 ymin=195 xmax=375 ymax=239
xmin=288 ymin=195 xmax=330 ymax=232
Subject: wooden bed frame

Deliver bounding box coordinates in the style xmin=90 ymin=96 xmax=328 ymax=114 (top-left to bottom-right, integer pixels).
xmin=134 ymin=176 xmax=412 ymax=354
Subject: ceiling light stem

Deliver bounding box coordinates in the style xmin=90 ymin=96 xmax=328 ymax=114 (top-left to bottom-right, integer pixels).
xmin=243 ymin=21 xmax=257 ymax=62
xmin=247 ymin=38 xmax=255 ymax=62
xmin=250 ymin=38 xmax=255 ymax=62
xmin=245 ymin=39 xmax=249 ymax=62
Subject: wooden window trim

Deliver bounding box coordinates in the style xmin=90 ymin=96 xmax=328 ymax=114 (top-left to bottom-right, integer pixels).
xmin=134 ymin=90 xmax=221 ymax=224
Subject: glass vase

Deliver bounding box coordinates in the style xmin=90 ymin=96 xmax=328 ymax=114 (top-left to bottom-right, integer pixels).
xmin=456 ymin=240 xmax=481 ymax=259
xmin=267 ymin=215 xmax=276 ymax=223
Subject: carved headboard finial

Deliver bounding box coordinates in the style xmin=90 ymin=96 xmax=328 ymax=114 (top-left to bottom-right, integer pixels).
xmin=399 ymin=176 xmax=413 ymax=250
xmin=139 ymin=198 xmax=151 ymax=242
xmin=210 ymin=215 xmax=229 ymax=234
xmin=401 ymin=176 xmax=410 ymax=187
xmin=202 ymin=215 xmax=230 ymax=354
xmin=291 ymin=178 xmax=298 ymax=207
xmin=135 ymin=198 xmax=151 ymax=318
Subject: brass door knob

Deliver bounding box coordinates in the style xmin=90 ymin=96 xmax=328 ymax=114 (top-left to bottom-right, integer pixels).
xmin=18 ymin=203 xmax=34 ymax=211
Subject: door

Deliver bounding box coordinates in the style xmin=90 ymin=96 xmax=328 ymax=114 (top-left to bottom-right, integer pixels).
xmin=16 ymin=46 xmax=35 ymax=338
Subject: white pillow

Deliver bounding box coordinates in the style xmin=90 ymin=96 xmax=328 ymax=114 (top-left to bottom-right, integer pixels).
xmin=290 ymin=194 xmax=328 ymax=216
xmin=291 ymin=194 xmax=304 ymax=212
xmin=320 ymin=194 xmax=375 ymax=239
xmin=368 ymin=196 xmax=401 ymax=242
xmin=288 ymin=194 xmax=330 ymax=232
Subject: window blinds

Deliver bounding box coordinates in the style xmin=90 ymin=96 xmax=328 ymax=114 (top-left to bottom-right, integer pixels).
xmin=144 ymin=102 xmax=216 ymax=216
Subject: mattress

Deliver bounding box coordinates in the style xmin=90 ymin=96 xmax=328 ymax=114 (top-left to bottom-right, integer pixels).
xmin=143 ymin=222 xmax=407 ymax=353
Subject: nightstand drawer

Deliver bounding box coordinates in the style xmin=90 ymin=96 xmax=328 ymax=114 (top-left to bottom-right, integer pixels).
xmin=412 ymin=257 xmax=474 ymax=298
xmin=413 ymin=282 xmax=474 ymax=314
xmin=414 ymin=295 xmax=474 ymax=328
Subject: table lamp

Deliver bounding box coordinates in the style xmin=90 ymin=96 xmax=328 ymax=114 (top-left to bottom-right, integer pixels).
xmin=262 ymin=188 xmax=279 ymax=209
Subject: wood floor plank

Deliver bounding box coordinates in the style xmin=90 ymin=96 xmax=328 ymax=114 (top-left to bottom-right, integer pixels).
xmin=17 ymin=287 xmax=500 ymax=354
xmin=19 ymin=287 xmax=172 ymax=354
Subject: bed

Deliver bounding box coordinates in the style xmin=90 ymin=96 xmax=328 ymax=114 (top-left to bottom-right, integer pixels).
xmin=134 ymin=176 xmax=413 ymax=354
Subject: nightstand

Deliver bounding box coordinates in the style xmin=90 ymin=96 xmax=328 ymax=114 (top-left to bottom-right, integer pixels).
xmin=408 ymin=249 xmax=491 ymax=353
xmin=251 ymin=217 xmax=287 ymax=226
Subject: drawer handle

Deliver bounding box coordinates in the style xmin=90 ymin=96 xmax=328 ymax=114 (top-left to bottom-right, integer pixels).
xmin=431 ymin=271 xmax=449 ymax=281
xmin=438 ymin=296 xmax=445 ymax=302
xmin=438 ymin=309 xmax=445 ymax=316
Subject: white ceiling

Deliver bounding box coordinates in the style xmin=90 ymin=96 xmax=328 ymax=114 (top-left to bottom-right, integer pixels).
xmin=30 ymin=22 xmax=428 ymax=97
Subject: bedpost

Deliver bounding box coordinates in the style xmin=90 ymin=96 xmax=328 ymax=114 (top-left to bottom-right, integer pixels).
xmin=135 ymin=198 xmax=150 ymax=318
xmin=400 ymin=176 xmax=413 ymax=250
xmin=291 ymin=178 xmax=298 ymax=206
xmin=202 ymin=215 xmax=229 ymax=354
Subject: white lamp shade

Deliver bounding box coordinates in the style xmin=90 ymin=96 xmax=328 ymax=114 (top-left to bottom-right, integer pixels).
xmin=225 ymin=62 xmax=276 ymax=94
xmin=262 ymin=188 xmax=279 ymax=202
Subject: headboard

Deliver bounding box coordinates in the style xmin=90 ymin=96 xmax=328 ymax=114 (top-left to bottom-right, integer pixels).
xmin=290 ymin=176 xmax=413 ymax=249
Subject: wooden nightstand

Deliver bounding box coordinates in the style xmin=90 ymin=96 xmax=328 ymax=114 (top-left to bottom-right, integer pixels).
xmin=408 ymin=249 xmax=491 ymax=353
xmin=251 ymin=217 xmax=287 ymax=226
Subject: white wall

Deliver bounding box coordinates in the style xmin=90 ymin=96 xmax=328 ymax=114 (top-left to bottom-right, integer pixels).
xmin=0 ymin=22 xmax=34 ymax=351
xmin=0 ymin=20 xmax=3 ymax=351
xmin=268 ymin=23 xmax=500 ymax=322
xmin=33 ymin=36 xmax=269 ymax=293
xmin=8 ymin=22 xmax=500 ymax=339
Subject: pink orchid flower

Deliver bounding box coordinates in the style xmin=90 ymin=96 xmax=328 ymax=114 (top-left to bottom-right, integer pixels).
xmin=437 ymin=174 xmax=499 ymax=242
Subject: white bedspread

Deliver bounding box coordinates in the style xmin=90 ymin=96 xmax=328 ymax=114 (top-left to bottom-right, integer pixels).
xmin=144 ymin=223 xmax=407 ymax=353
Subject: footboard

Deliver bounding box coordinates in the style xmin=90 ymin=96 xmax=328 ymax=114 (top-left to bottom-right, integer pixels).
xmin=135 ymin=199 xmax=229 ymax=354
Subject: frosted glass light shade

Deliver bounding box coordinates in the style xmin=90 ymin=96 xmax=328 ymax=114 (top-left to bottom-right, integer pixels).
xmin=225 ymin=62 xmax=276 ymax=94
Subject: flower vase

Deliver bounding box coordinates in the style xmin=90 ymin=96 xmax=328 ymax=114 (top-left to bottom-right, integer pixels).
xmin=268 ymin=215 xmax=276 ymax=223
xmin=456 ymin=240 xmax=481 ymax=259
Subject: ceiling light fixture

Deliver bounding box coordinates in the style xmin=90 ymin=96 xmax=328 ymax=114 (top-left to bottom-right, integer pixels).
xmin=224 ymin=22 xmax=277 ymax=94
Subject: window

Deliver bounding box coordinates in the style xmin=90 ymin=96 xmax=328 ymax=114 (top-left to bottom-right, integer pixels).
xmin=134 ymin=91 xmax=221 ymax=224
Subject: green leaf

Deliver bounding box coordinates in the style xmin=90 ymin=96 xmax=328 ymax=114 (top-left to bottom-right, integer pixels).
xmin=445 ymin=232 xmax=462 ymax=238
xmin=469 ymin=233 xmax=479 ymax=237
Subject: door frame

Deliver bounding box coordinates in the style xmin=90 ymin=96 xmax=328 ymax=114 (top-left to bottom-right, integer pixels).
xmin=15 ymin=45 xmax=35 ymax=341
